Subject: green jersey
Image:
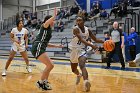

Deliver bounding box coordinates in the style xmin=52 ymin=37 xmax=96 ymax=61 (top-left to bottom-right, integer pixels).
xmin=31 ymin=25 xmax=52 ymax=59
xmin=34 ymin=25 xmax=52 ymax=45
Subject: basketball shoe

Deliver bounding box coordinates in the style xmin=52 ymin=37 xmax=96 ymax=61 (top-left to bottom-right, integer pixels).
xmin=83 ymin=80 xmax=91 ymax=92
xmin=36 ymin=80 xmax=52 ymax=90
xmin=26 ymin=66 xmax=32 ymax=73
xmin=76 ymin=73 xmax=82 ymax=85
xmin=1 ymin=69 xmax=6 ymax=76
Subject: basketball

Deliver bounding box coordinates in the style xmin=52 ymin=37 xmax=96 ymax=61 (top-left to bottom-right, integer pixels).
xmin=103 ymin=40 xmax=115 ymax=52
xmin=128 ymin=61 xmax=136 ymax=67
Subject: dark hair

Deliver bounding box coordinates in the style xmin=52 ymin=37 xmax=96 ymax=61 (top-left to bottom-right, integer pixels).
xmin=76 ymin=16 xmax=85 ymax=22
xmin=16 ymin=20 xmax=23 ymax=27
xmin=43 ymin=15 xmax=52 ymax=23
xmin=104 ymin=32 xmax=109 ymax=35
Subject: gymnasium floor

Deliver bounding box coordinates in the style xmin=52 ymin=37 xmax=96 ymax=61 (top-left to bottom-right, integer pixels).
xmin=0 ymin=56 xmax=140 ymax=93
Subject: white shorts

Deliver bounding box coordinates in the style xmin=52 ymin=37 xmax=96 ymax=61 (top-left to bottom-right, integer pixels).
xmin=11 ymin=43 xmax=26 ymax=52
xmin=70 ymin=48 xmax=87 ymax=63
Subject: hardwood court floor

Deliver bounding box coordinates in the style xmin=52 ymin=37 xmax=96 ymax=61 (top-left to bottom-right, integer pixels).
xmin=0 ymin=56 xmax=140 ymax=93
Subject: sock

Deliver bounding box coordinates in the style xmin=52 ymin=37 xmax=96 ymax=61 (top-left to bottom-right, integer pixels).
xmin=39 ymin=80 xmax=43 ymax=84
xmin=84 ymin=80 xmax=89 ymax=83
xmin=43 ymin=79 xmax=48 ymax=83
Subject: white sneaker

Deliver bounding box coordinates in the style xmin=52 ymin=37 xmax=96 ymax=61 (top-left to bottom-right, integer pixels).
xmin=26 ymin=66 xmax=32 ymax=73
xmin=83 ymin=80 xmax=91 ymax=92
xmin=2 ymin=69 xmax=6 ymax=76
xmin=76 ymin=74 xmax=82 ymax=85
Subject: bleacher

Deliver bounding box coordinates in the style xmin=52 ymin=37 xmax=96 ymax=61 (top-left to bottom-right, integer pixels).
xmin=0 ymin=5 xmax=140 ymax=62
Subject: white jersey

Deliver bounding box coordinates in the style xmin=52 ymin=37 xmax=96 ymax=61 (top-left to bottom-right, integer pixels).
xmin=11 ymin=27 xmax=28 ymax=52
xmin=69 ymin=26 xmax=89 ymax=49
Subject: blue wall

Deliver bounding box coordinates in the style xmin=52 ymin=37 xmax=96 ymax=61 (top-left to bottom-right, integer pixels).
xmin=76 ymin=0 xmax=87 ymax=10
xmin=76 ymin=0 xmax=118 ymax=11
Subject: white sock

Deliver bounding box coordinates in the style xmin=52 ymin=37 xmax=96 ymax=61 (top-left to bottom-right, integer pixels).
xmin=84 ymin=80 xmax=89 ymax=83
xmin=39 ymin=80 xmax=43 ymax=84
xmin=43 ymin=79 xmax=48 ymax=83
xmin=77 ymin=73 xmax=82 ymax=77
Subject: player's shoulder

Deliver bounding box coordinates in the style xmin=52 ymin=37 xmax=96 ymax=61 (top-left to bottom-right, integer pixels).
xmin=22 ymin=27 xmax=28 ymax=31
xmin=73 ymin=26 xmax=79 ymax=31
xmin=12 ymin=27 xmax=17 ymax=30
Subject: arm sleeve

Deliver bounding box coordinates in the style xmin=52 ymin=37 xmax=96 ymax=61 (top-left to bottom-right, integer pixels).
xmin=119 ymin=29 xmax=124 ymax=36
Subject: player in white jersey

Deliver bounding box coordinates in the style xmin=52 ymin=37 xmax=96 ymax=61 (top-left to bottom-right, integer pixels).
xmin=2 ymin=20 xmax=32 ymax=76
xmin=69 ymin=17 xmax=104 ymax=92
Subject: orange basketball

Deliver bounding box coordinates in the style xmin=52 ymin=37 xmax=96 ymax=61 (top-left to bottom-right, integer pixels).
xmin=103 ymin=40 xmax=115 ymax=52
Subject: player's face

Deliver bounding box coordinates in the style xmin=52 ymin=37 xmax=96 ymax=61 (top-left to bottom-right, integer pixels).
xmin=18 ymin=21 xmax=23 ymax=28
xmin=76 ymin=18 xmax=84 ymax=27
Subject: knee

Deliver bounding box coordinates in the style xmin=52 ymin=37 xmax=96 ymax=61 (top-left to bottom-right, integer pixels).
xmin=79 ymin=63 xmax=85 ymax=69
xmin=24 ymin=58 xmax=29 ymax=62
xmin=47 ymin=64 xmax=54 ymax=70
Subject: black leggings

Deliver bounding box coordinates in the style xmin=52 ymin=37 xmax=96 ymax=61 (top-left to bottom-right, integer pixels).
xmin=107 ymin=42 xmax=125 ymax=67
xmin=129 ymin=45 xmax=136 ymax=60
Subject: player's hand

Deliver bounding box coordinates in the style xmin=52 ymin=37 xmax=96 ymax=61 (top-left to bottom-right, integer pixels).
xmin=121 ymin=43 xmax=124 ymax=48
xmin=91 ymin=45 xmax=98 ymax=50
xmin=15 ymin=40 xmax=21 ymax=44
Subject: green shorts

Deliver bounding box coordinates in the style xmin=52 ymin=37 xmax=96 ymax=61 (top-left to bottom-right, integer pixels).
xmin=31 ymin=42 xmax=47 ymax=59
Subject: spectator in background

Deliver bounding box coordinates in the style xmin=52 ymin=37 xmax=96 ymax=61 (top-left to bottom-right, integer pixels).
xmin=70 ymin=6 xmax=75 ymax=15
xmin=31 ymin=17 xmax=37 ymax=28
xmin=100 ymin=9 xmax=108 ymax=19
xmin=127 ymin=27 xmax=138 ymax=60
xmin=104 ymin=32 xmax=110 ymax=41
xmin=110 ymin=3 xmax=119 ymax=17
xmin=77 ymin=10 xmax=83 ymax=17
xmin=56 ymin=19 xmax=64 ymax=32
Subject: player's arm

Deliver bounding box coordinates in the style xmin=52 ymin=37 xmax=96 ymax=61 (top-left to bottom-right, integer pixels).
xmin=10 ymin=33 xmax=20 ymax=44
xmin=10 ymin=33 xmax=15 ymax=42
xmin=24 ymin=34 xmax=28 ymax=47
xmin=73 ymin=28 xmax=97 ymax=49
xmin=47 ymin=43 xmax=63 ymax=48
xmin=88 ymin=29 xmax=104 ymax=43
xmin=43 ymin=8 xmax=57 ymax=28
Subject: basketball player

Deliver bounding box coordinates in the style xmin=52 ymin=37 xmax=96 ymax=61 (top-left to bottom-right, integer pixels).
xmin=1 ymin=20 xmax=32 ymax=76
xmin=69 ymin=17 xmax=104 ymax=92
xmin=31 ymin=12 xmax=63 ymax=90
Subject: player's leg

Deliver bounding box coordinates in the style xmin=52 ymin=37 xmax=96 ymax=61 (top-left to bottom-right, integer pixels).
xmin=20 ymin=51 xmax=32 ymax=73
xmin=36 ymin=52 xmax=54 ymax=90
xmin=2 ymin=50 xmax=16 ymax=76
xmin=78 ymin=56 xmax=91 ymax=92
xmin=71 ymin=63 xmax=82 ymax=85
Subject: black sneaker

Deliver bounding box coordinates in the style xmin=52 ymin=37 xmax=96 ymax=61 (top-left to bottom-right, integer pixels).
xmin=105 ymin=66 xmax=110 ymax=69
xmin=36 ymin=81 xmax=52 ymax=90
xmin=121 ymin=67 xmax=125 ymax=70
xmin=36 ymin=81 xmax=43 ymax=90
xmin=42 ymin=81 xmax=52 ymax=90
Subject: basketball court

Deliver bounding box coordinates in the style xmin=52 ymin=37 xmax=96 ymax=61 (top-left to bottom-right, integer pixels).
xmin=1 ymin=56 xmax=140 ymax=93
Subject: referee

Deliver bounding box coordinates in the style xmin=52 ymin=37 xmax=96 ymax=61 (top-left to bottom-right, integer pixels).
xmin=105 ymin=21 xmax=125 ymax=70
